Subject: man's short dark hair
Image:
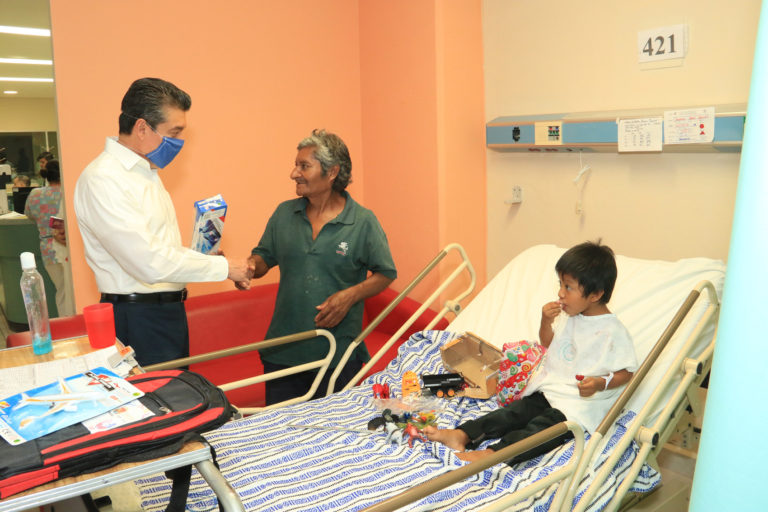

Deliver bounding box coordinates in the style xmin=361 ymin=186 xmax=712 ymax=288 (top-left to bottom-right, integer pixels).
xmin=555 ymin=240 xmax=617 ymax=303
xmin=37 ymin=151 xmax=54 ymax=162
xmin=45 ymin=159 xmax=60 ymax=183
xmin=118 ymin=78 xmax=191 ymax=135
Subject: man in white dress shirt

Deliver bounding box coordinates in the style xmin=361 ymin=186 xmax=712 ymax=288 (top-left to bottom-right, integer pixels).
xmin=75 ymin=77 xmax=252 ymax=366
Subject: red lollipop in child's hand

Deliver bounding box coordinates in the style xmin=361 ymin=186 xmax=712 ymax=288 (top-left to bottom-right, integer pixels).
xmin=575 ymin=374 xmax=585 ymax=381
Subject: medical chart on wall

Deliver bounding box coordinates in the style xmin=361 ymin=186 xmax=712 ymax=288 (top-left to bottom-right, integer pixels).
xmin=663 ymin=107 xmax=715 ymax=144
xmin=618 ymin=117 xmax=663 ymax=152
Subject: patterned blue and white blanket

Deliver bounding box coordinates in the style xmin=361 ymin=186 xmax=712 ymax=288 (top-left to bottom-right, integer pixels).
xmin=136 ymin=331 xmax=660 ymax=511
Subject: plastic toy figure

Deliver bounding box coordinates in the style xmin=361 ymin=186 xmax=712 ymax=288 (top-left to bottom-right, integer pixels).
xmin=372 ymin=383 xmax=390 ymax=399
xmin=385 ymin=421 xmax=403 ymax=445
xmin=368 ymin=409 xmax=404 ymax=445
xmin=412 ymin=411 xmax=436 ymax=428
xmin=403 ymin=423 xmax=426 ymax=448
xmin=401 ymin=371 xmax=421 ymax=398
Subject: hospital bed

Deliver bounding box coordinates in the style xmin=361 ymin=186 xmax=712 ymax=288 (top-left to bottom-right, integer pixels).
xmin=135 ymin=244 xmax=724 ymax=511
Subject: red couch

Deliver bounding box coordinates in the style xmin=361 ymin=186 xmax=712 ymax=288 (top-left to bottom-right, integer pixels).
xmin=6 ymin=285 xmax=448 ymax=408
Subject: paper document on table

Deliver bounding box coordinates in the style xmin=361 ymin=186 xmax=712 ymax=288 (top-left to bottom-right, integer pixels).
xmin=0 ymin=345 xmax=134 ymax=397
xmin=618 ymin=117 xmax=663 ymax=152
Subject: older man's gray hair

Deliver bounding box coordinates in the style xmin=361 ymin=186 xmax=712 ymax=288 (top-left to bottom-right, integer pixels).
xmin=297 ymin=129 xmax=352 ymax=192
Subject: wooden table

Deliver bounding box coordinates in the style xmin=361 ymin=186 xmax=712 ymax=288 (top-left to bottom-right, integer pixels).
xmin=0 ymin=336 xmax=96 ymax=369
xmin=0 ymin=337 xmax=244 ymax=512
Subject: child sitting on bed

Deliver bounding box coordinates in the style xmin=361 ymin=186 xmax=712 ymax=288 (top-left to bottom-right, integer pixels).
xmin=424 ymin=240 xmax=638 ymax=464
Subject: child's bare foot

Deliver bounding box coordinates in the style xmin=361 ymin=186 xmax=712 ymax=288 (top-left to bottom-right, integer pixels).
xmin=456 ymin=448 xmax=495 ymax=462
xmin=423 ymin=426 xmax=469 ymax=451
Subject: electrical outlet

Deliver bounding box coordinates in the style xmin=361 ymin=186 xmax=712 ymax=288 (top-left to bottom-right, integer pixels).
xmin=505 ymin=185 xmax=523 ymax=205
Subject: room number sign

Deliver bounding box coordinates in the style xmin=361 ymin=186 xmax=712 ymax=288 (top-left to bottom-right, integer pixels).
xmin=638 ymin=24 xmax=687 ymax=63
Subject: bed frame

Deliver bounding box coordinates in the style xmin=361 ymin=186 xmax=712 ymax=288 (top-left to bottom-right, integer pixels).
xmin=143 ymin=244 xmax=722 ymax=511
xmin=332 ymin=242 xmax=477 ymax=394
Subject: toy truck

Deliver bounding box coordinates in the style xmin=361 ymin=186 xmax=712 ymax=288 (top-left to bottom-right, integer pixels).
xmin=421 ymin=373 xmax=465 ymax=398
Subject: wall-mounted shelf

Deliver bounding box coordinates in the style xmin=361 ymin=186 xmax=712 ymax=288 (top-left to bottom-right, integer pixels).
xmin=486 ymin=104 xmax=746 ymax=153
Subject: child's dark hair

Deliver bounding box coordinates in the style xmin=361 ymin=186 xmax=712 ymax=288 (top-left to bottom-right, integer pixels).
xmin=555 ymin=240 xmax=617 ymax=303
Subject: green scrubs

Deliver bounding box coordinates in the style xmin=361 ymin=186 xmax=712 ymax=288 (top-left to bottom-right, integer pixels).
xmin=253 ymin=192 xmax=397 ymax=367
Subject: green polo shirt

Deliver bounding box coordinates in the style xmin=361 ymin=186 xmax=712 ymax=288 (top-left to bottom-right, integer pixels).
xmin=253 ymin=192 xmax=397 ymax=367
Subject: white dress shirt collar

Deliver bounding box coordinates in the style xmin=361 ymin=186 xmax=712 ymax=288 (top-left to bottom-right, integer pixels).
xmin=104 ymin=136 xmax=154 ymax=175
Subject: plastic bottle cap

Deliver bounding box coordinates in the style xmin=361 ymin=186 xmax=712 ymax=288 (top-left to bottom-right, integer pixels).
xmin=20 ymin=252 xmax=36 ymax=270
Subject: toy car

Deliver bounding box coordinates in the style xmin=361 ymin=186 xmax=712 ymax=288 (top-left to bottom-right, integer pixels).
xmin=421 ymin=373 xmax=465 ymax=398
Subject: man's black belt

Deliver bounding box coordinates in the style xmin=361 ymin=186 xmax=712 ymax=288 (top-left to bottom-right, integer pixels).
xmin=100 ymin=288 xmax=188 ymax=304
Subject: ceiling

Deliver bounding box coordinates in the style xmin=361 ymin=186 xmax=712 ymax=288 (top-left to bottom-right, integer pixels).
xmin=0 ymin=0 xmax=55 ymax=99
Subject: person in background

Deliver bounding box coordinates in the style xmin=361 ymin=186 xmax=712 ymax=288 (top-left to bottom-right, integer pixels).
xmin=75 ymin=77 xmax=253 ymax=366
xmin=242 ymin=129 xmax=397 ymax=405
xmin=24 ymin=160 xmax=75 ymax=316
xmin=12 ymin=175 xmax=31 ymax=187
xmin=0 ymin=148 xmax=11 ymax=176
xmin=37 ymin=151 xmax=55 ymax=181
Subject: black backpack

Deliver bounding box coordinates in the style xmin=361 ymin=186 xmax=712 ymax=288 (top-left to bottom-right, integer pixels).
xmin=0 ymin=369 xmax=235 ymax=509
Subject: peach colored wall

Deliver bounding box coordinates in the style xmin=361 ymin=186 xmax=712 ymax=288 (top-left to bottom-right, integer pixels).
xmin=435 ymin=1 xmax=487 ymax=297
xmin=359 ymin=0 xmax=486 ymax=304
xmin=358 ymin=2 xmax=440 ymax=297
xmin=50 ymin=0 xmax=364 ymax=309
xmin=50 ymin=0 xmax=487 ymax=313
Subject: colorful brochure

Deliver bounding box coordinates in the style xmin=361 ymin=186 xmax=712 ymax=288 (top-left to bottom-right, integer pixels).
xmin=0 ymin=367 xmax=144 ymax=445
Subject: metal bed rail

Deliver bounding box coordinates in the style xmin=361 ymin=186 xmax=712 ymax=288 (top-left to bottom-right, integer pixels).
xmin=360 ymin=422 xmax=585 ymax=512
xmin=330 ymin=242 xmax=477 ymax=394
xmin=568 ymin=280 xmax=720 ymax=512
xmin=144 ymin=329 xmax=336 ymax=414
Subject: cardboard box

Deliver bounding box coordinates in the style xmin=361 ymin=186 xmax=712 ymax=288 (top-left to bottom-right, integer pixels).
xmin=191 ymin=194 xmax=226 ymax=254
xmin=440 ymin=332 xmax=504 ymax=399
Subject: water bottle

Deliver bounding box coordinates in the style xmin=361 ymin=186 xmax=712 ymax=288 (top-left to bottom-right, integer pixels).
xmin=19 ymin=252 xmax=52 ymax=355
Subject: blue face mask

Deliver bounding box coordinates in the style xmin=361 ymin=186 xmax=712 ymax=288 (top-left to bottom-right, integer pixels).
xmin=145 ymin=135 xmax=184 ymax=168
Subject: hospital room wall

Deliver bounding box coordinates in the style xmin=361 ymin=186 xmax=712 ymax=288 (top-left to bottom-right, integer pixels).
xmin=49 ymin=1 xmax=487 ymax=309
xmin=483 ymin=0 xmax=762 ymax=278
xmin=0 ymin=98 xmax=58 ymax=132
xmin=359 ymin=1 xmax=487 ymax=303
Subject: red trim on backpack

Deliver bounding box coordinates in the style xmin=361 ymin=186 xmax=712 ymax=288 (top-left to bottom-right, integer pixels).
xmin=126 ymin=370 xmax=183 ymax=393
xmin=43 ymin=408 xmax=224 ymax=464
xmin=127 ymin=370 xmax=182 ymax=380
xmin=41 ymin=405 xmax=202 ymax=454
xmin=0 ymin=465 xmax=59 ymax=499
